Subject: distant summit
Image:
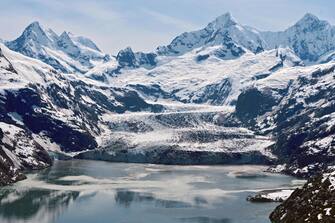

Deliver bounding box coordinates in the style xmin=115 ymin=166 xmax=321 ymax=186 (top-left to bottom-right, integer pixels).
xmin=6 ymin=21 xmax=109 ymax=73
xmin=4 ymin=12 xmax=335 ymax=73
xmin=156 ymin=12 xmax=335 ymax=63
xmin=156 ymin=12 xmax=266 ymax=56
xmin=262 ymin=13 xmax=335 ymax=61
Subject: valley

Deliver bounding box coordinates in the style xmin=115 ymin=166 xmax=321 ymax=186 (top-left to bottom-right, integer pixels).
xmin=0 ymin=11 xmax=334 ymax=222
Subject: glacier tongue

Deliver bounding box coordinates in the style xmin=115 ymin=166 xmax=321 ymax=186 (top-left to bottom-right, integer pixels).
xmin=76 ymin=103 xmax=276 ymax=165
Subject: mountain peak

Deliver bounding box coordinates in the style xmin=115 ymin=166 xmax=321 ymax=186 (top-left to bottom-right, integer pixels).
xmin=116 ymin=47 xmax=137 ymax=67
xmin=26 ymin=21 xmax=42 ymax=30
xmin=57 ymin=31 xmax=80 ymax=57
xmin=23 ymin=22 xmax=58 ymax=42
xmin=210 ymin=12 xmax=238 ymax=28
xmin=301 ymin=13 xmax=319 ymax=21
xmin=295 ymin=13 xmax=327 ymax=27
xmin=67 ymin=33 xmax=101 ymax=52
xmin=121 ymin=47 xmax=134 ymax=53
xmin=156 ymin=11 xmax=266 ymax=55
xmin=14 ymin=21 xmax=56 ymax=48
xmin=24 ymin=21 xmax=45 ymax=35
xmin=59 ymin=31 xmax=71 ymax=40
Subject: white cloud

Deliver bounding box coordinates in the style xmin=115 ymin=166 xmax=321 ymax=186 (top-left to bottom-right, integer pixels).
xmin=141 ymin=8 xmax=197 ymax=31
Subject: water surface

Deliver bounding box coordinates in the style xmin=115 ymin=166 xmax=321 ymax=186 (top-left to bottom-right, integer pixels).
xmin=0 ymin=160 xmax=300 ymax=223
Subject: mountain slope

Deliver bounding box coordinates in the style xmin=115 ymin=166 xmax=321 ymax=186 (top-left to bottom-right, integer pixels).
xmin=90 ymin=46 xmax=303 ymax=106
xmin=270 ymin=168 xmax=335 ymax=223
xmin=0 ymin=43 xmax=163 ymax=184
xmin=233 ymin=61 xmax=335 ymax=177
xmin=5 ymin=22 xmax=109 ymax=73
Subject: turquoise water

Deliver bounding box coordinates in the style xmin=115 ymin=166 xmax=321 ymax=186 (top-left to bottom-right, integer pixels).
xmin=0 ymin=160 xmax=299 ymax=223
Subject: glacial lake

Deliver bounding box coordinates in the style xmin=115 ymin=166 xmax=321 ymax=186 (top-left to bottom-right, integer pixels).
xmin=0 ymin=160 xmax=301 ymax=223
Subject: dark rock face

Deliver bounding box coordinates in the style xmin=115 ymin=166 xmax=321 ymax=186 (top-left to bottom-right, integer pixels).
xmin=227 ymin=64 xmax=335 ymax=222
xmin=214 ymin=41 xmax=246 ymax=58
xmin=75 ymin=147 xmax=273 ymax=165
xmin=135 ymin=52 xmax=157 ymax=67
xmin=247 ymin=194 xmax=283 ymax=203
xmin=195 ymin=37 xmax=246 ymax=62
xmin=192 ymin=79 xmax=232 ymax=105
xmin=236 ymin=88 xmax=276 ymax=123
xmin=270 ymin=68 xmax=335 ymax=177
xmin=0 ymin=147 xmax=26 ymax=186
xmin=196 ymin=54 xmax=210 ymax=62
xmin=114 ymin=90 xmax=163 ymax=113
xmin=117 ymin=47 xmax=137 ymax=67
xmin=270 ymin=172 xmax=335 ymax=223
xmin=1 ymin=88 xmax=97 ymax=152
xmin=127 ymin=84 xmax=173 ymax=101
xmin=0 ymin=123 xmax=52 ymax=186
xmin=116 ymin=47 xmax=157 ymax=68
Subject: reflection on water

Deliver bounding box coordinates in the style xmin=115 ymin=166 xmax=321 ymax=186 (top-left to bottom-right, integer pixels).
xmin=114 ymin=189 xmax=192 ymax=208
xmin=0 ymin=160 xmax=300 ymax=223
xmin=179 ymin=216 xmax=231 ymax=223
xmin=0 ymin=189 xmax=79 ymax=223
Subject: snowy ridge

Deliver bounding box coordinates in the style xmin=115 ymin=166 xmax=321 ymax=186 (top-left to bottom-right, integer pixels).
xmin=156 ymin=12 xmax=266 ymax=56
xmin=93 ymin=46 xmax=303 ymax=106
xmin=5 ymin=22 xmax=109 ymax=73
xmin=261 ymin=13 xmax=335 ymax=62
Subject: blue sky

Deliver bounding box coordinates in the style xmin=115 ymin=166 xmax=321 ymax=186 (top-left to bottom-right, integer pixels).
xmin=0 ymin=0 xmax=334 ymax=54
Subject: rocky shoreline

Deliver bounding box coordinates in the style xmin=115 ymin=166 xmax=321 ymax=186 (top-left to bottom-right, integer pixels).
xmin=270 ymin=169 xmax=335 ymax=223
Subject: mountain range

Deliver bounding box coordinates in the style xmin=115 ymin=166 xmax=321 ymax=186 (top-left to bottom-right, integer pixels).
xmin=0 ymin=12 xmax=335 ymax=221
xmin=4 ymin=12 xmax=335 ymax=77
xmin=5 ymin=21 xmax=110 ymax=73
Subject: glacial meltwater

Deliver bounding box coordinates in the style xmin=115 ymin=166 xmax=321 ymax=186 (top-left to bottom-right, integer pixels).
xmin=0 ymin=160 xmax=301 ymax=223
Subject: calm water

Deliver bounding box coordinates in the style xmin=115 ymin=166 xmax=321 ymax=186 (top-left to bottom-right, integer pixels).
xmin=0 ymin=160 xmax=300 ymax=223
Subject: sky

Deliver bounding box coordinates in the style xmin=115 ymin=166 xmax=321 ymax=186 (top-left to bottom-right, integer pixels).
xmin=0 ymin=0 xmax=334 ymax=54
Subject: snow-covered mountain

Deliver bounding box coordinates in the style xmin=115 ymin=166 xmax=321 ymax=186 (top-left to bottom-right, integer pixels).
xmin=81 ymin=12 xmax=335 ymax=180
xmin=5 ymin=22 xmax=110 ymax=73
xmin=156 ymin=12 xmax=266 ymax=56
xmin=94 ymin=46 xmax=303 ymax=106
xmin=0 ymin=12 xmax=335 ymax=191
xmin=86 ymin=12 xmax=335 ymax=83
xmin=1 ymin=12 xmax=335 ymax=223
xmin=85 ymin=47 xmax=158 ymax=81
xmin=261 ymin=13 xmax=335 ymax=62
xmin=0 ymin=43 xmax=162 ymax=182
xmin=156 ymin=12 xmax=335 ymax=63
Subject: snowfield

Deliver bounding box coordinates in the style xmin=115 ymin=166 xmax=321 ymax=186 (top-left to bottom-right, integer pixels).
xmin=89 ymin=46 xmax=303 ymax=106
